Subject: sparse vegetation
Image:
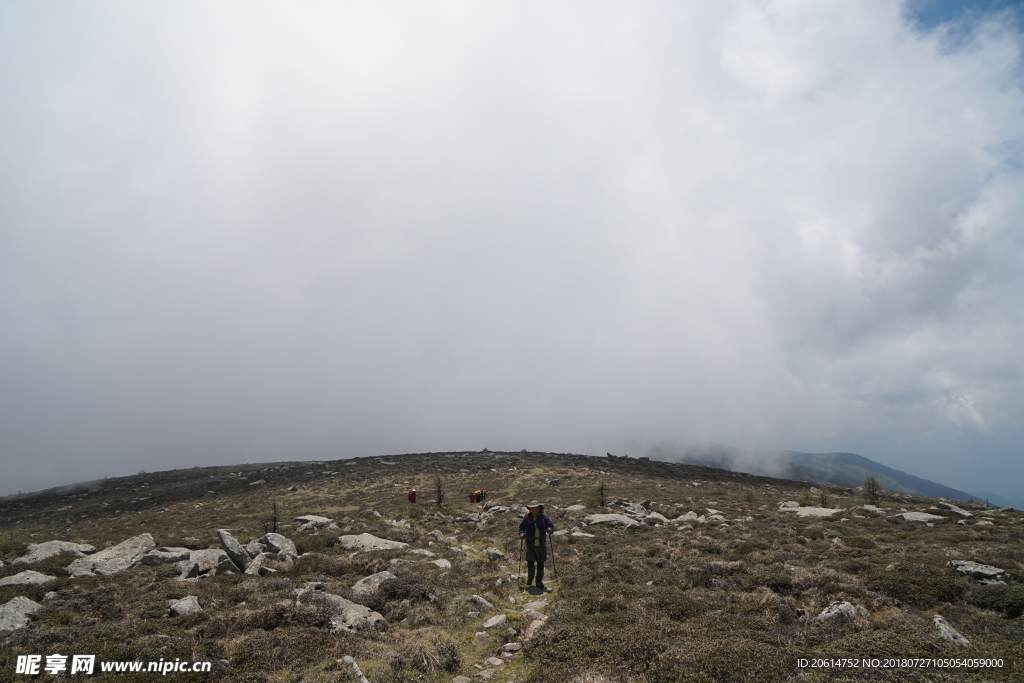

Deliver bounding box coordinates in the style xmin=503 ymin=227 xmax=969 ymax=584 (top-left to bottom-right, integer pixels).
xmin=1 ymin=452 xmax=1021 ymax=682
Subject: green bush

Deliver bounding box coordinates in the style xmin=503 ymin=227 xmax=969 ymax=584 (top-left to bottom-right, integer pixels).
xmin=864 ymin=564 xmax=968 ymax=609
xmin=967 ymin=585 xmax=1024 ymax=619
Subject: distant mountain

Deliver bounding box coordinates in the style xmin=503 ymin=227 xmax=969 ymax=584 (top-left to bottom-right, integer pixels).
xmin=973 ymin=491 xmax=1024 ymax=509
xmin=649 ymin=443 xmax=986 ymax=504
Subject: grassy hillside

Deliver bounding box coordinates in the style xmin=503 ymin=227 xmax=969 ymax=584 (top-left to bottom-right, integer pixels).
xmin=1 ymin=451 xmax=1022 ymax=682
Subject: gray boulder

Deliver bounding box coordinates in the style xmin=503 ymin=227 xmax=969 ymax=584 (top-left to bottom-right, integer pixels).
xmin=483 ymin=614 xmax=506 ymax=628
xmin=816 ymin=601 xmax=865 ymax=623
xmin=0 ymin=570 xmax=57 ymax=587
xmin=167 ymin=595 xmax=202 ymax=617
xmin=937 ymin=502 xmax=973 ymax=518
xmin=244 ymin=553 xmax=270 ymax=576
xmin=485 ymin=547 xmax=506 ymax=562
xmin=472 ymin=594 xmax=495 ymax=610
xmin=933 ymin=615 xmax=969 ymax=646
xmin=583 ymin=514 xmax=639 ymax=528
xmin=259 ymin=533 xmax=297 ymax=557
xmin=188 ymin=549 xmax=240 ymax=575
xmin=0 ymin=596 xmax=42 ymax=631
xmin=337 ymin=533 xmax=410 ymax=552
xmin=244 ymin=540 xmax=268 ymax=558
xmin=174 ymin=560 xmax=200 ymax=581
xmin=674 ymin=511 xmax=700 ymax=522
xmin=140 ymin=547 xmax=192 ymax=566
xmin=644 ymin=512 xmax=671 ymax=525
xmin=67 ymin=533 xmax=156 ymax=577
xmin=564 ymin=504 xmax=586 ymax=512
xmin=13 ymin=540 xmax=95 ymax=565
xmin=894 ymin=511 xmax=945 ymax=523
xmin=429 ymin=559 xmax=452 ymax=570
xmin=294 ymin=514 xmax=332 ymax=527
xmin=948 ymin=560 xmax=1010 ymax=585
xmin=217 ymin=530 xmax=251 ymax=571
xmin=299 ymin=591 xmax=386 ymax=632
xmin=426 ymin=530 xmax=444 ymax=542
xmin=351 ymin=571 xmax=397 ymax=597
xmin=389 ymin=558 xmax=414 ymax=569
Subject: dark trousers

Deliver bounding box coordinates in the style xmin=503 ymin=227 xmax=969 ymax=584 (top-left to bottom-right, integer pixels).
xmin=525 ymin=542 xmax=547 ymax=584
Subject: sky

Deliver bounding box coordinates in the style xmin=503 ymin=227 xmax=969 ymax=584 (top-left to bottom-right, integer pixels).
xmin=1 ymin=1 xmax=1023 ymax=499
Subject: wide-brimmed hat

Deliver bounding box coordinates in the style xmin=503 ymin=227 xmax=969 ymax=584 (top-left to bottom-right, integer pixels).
xmin=525 ymin=500 xmax=543 ymax=509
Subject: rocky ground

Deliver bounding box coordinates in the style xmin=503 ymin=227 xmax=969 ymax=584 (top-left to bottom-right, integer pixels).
xmin=1 ymin=451 xmax=1022 ymax=682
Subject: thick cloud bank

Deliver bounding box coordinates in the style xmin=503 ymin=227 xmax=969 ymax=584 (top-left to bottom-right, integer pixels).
xmin=1 ymin=2 xmax=1022 ymax=496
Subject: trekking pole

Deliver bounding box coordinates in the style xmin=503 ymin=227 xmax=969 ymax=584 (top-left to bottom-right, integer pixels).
xmin=549 ymin=533 xmax=556 ymax=580
xmin=517 ymin=537 xmax=524 ymax=588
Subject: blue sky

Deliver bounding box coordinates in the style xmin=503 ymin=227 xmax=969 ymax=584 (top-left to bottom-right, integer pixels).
xmin=1 ymin=1 xmax=1023 ymax=499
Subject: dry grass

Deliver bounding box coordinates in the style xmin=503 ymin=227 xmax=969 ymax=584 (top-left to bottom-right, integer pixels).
xmin=1 ymin=452 xmax=1022 ymax=682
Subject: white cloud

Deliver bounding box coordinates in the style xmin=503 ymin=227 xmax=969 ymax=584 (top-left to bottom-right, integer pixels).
xmin=0 ymin=1 xmax=1022 ymax=495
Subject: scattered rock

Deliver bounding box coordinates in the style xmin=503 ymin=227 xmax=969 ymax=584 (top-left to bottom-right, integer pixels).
xmin=175 ymin=560 xmax=200 ymax=581
xmin=430 ymin=559 xmax=453 ymax=570
xmin=564 ymin=504 xmax=586 ymax=512
xmin=476 ymin=670 xmax=496 ymax=681
xmin=67 ymin=533 xmax=156 ymax=577
xmin=409 ymin=549 xmax=436 ymax=557
xmin=523 ymin=618 xmax=546 ymax=640
xmin=189 ymin=549 xmax=240 ymax=575
xmin=485 ymin=657 xmax=504 ymax=667
xmin=295 ymin=515 xmax=332 ymax=531
xmin=248 ymin=479 xmax=266 ymax=486
xmin=974 ymin=520 xmax=994 ymax=526
xmin=13 ymin=540 xmax=95 ymax=565
xmin=352 ymin=571 xmax=397 ymax=597
xmin=244 ymin=540 xmax=268 ymax=558
xmin=0 ymin=570 xmax=57 ymax=587
xmin=426 ymin=530 xmax=444 ymax=542
xmin=674 ymin=511 xmax=700 ymax=522
xmin=389 ymin=558 xmax=414 ymax=569
xmin=244 ymin=553 xmax=271 ymax=576
xmin=948 ymin=560 xmax=1010 ymax=585
xmin=933 ymin=615 xmax=970 ymax=646
xmin=299 ymin=591 xmax=387 ymax=632
xmin=452 ymin=677 xmax=472 ymax=683
xmin=779 ymin=501 xmax=801 ymax=508
xmin=644 ymin=512 xmax=671 ymax=525
xmin=937 ymin=502 xmax=973 ymax=518
xmin=471 ymin=594 xmax=495 ymax=610
xmin=218 ymin=530 xmax=251 ymax=571
xmin=894 ymin=512 xmax=945 ymax=523
xmin=167 ymin=595 xmax=202 ymax=617
xmin=483 ymin=614 xmax=507 ymax=628
xmin=337 ymin=533 xmax=410 ymax=552
xmin=815 ymin=601 xmax=866 ymax=623
xmin=583 ymin=514 xmax=639 ymax=528
xmin=0 ymin=596 xmax=42 ymax=631
xmin=781 ymin=506 xmax=845 ymax=518
xmin=501 ymin=642 xmax=523 ymax=653
xmin=140 ymin=547 xmax=192 ymax=566
xmin=259 ymin=532 xmax=297 ymax=557
xmin=485 ymin=548 xmax=506 ymax=562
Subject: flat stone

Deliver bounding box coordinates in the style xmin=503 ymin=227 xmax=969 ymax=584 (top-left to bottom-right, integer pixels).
xmin=485 ymin=547 xmax=506 ymax=561
xmin=571 ymin=531 xmax=595 ymax=538
xmin=583 ymin=514 xmax=639 ymax=527
xmin=352 ymin=571 xmax=397 ymax=597
xmin=482 ymin=614 xmax=506 ymax=628
xmin=140 ymin=547 xmax=192 ymax=566
xmin=0 ymin=596 xmax=42 ymax=631
xmin=937 ymin=502 xmax=973 ymax=518
xmin=67 ymin=533 xmax=156 ymax=577
xmin=300 ymin=591 xmax=387 ymax=632
xmin=167 ymin=595 xmax=202 ymax=617
xmin=259 ymin=532 xmax=297 ymax=556
xmin=501 ymin=642 xmax=523 ymax=652
xmin=430 ymin=559 xmax=452 ymax=570
xmin=524 ymin=618 xmax=546 ymax=640
xmin=895 ymin=512 xmax=945 ymax=522
xmin=644 ymin=512 xmax=671 ymax=525
xmin=389 ymin=558 xmax=414 ymax=569
xmin=0 ymin=570 xmax=57 ymax=587
xmin=781 ymin=506 xmax=845 ymax=518
xmin=293 ymin=515 xmax=332 ymax=525
xmin=472 ymin=594 xmax=495 ymax=610
xmin=218 ymin=530 xmax=251 ymax=571
xmin=337 ymin=533 xmax=410 ymax=552
xmin=948 ymin=560 xmax=1010 ymax=585
xmin=485 ymin=657 xmax=504 ymax=667
xmin=933 ymin=615 xmax=969 ymax=646
xmin=475 ymin=671 xmax=495 ymax=681
xmin=565 ymin=504 xmax=586 ymax=511
xmin=409 ymin=549 xmax=435 ymax=557
xmin=13 ymin=541 xmax=95 ymax=565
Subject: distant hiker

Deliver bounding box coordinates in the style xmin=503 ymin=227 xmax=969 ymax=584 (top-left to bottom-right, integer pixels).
xmin=480 ymin=489 xmax=489 ymax=501
xmin=408 ymin=488 xmax=417 ymax=503
xmin=469 ymin=491 xmax=477 ymax=503
xmin=519 ymin=500 xmax=554 ymax=590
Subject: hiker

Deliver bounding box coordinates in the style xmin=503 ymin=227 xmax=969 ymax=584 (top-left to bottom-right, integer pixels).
xmin=518 ymin=500 xmax=554 ymax=589
xmin=408 ymin=488 xmax=416 ymax=503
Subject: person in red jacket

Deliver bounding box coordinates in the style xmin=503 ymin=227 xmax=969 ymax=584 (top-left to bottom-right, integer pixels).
xmin=408 ymin=488 xmax=417 ymax=503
